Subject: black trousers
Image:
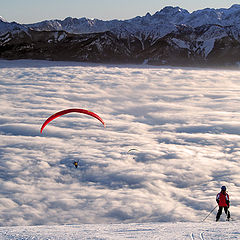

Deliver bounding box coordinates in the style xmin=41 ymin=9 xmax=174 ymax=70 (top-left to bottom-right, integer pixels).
xmin=216 ymin=206 xmax=230 ymax=221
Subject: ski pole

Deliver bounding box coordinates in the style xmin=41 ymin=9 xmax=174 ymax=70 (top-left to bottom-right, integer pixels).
xmin=202 ymin=205 xmax=218 ymax=222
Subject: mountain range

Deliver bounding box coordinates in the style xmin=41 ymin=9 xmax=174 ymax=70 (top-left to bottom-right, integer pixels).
xmin=1 ymin=5 xmax=240 ymax=66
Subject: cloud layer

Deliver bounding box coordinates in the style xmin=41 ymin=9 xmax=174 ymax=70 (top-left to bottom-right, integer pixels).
xmin=0 ymin=60 xmax=240 ymax=226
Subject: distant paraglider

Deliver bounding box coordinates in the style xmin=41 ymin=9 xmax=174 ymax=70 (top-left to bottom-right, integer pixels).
xmin=127 ymin=148 xmax=139 ymax=161
xmin=40 ymin=108 xmax=105 ymax=133
xmin=127 ymin=148 xmax=139 ymax=153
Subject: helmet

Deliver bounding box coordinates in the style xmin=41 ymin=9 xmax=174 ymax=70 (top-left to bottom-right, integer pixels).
xmin=221 ymin=186 xmax=226 ymax=191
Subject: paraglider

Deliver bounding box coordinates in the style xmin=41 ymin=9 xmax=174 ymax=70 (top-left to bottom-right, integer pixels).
xmin=127 ymin=148 xmax=139 ymax=161
xmin=127 ymin=148 xmax=139 ymax=153
xmin=40 ymin=108 xmax=105 ymax=133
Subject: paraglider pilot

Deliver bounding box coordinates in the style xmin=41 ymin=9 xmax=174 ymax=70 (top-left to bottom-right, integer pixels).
xmin=73 ymin=161 xmax=78 ymax=168
xmin=216 ymin=186 xmax=230 ymax=221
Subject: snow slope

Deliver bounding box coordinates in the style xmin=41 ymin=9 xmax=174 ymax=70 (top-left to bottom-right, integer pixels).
xmin=0 ymin=60 xmax=240 ymax=228
xmin=0 ymin=221 xmax=239 ymax=239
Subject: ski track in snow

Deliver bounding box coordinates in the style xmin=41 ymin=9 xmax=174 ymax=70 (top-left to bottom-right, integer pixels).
xmin=0 ymin=60 xmax=240 ymax=229
xmin=199 ymin=232 xmax=205 ymax=240
xmin=190 ymin=233 xmax=195 ymax=240
xmin=190 ymin=232 xmax=205 ymax=240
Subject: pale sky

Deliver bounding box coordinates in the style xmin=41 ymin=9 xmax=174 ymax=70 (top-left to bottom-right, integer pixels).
xmin=1 ymin=0 xmax=239 ymax=24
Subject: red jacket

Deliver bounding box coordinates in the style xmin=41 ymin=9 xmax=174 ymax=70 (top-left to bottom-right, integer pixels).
xmin=216 ymin=191 xmax=230 ymax=207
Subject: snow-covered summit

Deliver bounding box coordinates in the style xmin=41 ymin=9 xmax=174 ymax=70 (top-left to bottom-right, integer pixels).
xmin=152 ymin=6 xmax=189 ymax=23
xmin=0 ymin=16 xmax=6 ymax=22
xmin=0 ymin=19 xmax=27 ymax=35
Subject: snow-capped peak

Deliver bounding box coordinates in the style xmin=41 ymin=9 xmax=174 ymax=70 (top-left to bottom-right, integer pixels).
xmin=0 ymin=16 xmax=7 ymax=22
xmin=154 ymin=6 xmax=189 ymax=16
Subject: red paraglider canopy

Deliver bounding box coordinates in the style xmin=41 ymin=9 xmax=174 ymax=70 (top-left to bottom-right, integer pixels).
xmin=40 ymin=108 xmax=105 ymax=133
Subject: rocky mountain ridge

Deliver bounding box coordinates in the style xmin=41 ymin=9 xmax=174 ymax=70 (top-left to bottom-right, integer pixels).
xmin=1 ymin=5 xmax=240 ymax=66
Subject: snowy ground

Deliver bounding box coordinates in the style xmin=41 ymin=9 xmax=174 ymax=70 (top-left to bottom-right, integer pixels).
xmin=0 ymin=60 xmax=240 ymax=229
xmin=0 ymin=221 xmax=239 ymax=239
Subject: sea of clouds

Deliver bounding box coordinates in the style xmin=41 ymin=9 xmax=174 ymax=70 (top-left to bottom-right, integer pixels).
xmin=0 ymin=60 xmax=240 ymax=226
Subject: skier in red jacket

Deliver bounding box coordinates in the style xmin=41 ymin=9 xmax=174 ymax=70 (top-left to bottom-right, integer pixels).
xmin=216 ymin=186 xmax=230 ymax=221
